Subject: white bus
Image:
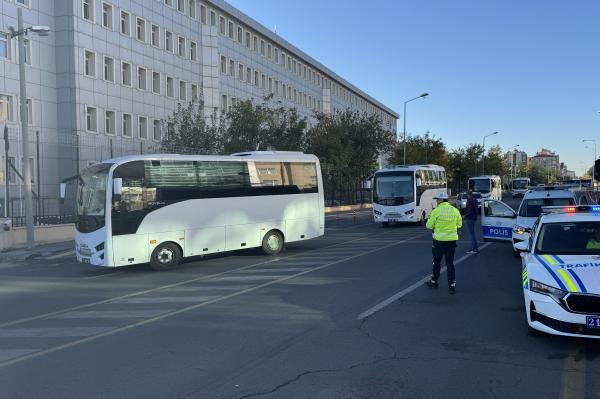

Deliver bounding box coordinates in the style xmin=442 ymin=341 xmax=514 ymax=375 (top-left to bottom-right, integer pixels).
xmin=372 ymin=164 xmax=447 ymax=226
xmin=509 ymin=177 xmax=530 ymax=197
xmin=468 ymin=175 xmax=502 ymax=201
xmin=62 ymin=152 xmax=324 ymax=270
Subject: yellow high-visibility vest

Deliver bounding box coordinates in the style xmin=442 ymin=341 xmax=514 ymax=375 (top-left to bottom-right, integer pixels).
xmin=426 ymin=202 xmax=462 ymax=241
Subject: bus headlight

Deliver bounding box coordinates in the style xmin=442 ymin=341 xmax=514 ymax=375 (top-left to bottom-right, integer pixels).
xmin=513 ymin=225 xmax=530 ymax=235
xmin=405 ymin=209 xmax=414 ymax=215
xmin=530 ymin=280 xmax=567 ymax=303
xmin=373 ymin=209 xmax=382 ymax=215
xmin=95 ymin=242 xmax=105 ymax=252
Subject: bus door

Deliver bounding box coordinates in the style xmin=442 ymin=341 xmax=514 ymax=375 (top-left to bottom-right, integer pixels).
xmin=481 ymin=200 xmax=516 ymax=242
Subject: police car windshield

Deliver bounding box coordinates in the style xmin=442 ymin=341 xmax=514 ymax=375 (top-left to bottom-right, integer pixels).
xmin=518 ymin=198 xmax=575 ymax=218
xmin=536 ymin=221 xmax=600 ymax=255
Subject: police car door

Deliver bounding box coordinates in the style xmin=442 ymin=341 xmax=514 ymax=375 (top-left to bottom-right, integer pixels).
xmin=481 ymin=200 xmax=517 ymax=242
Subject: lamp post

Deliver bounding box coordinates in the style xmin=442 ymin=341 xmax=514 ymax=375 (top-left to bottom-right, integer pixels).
xmin=8 ymin=9 xmax=50 ymax=248
xmin=481 ymin=131 xmax=499 ymax=176
xmin=583 ymin=139 xmax=596 ymax=189
xmin=402 ymin=92 xmax=429 ymax=165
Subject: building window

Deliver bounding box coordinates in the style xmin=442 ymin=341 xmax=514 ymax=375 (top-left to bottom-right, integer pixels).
xmin=238 ymin=63 xmax=244 ymax=81
xmin=178 ymin=36 xmax=185 ymax=57
xmin=221 ymin=94 xmax=227 ymax=110
xmin=25 ymin=98 xmax=33 ymax=124
xmin=151 ymin=24 xmax=160 ymax=47
xmin=138 ymin=116 xmax=148 ymax=139
xmin=254 ymin=71 xmax=258 ymax=87
xmin=219 ymin=16 xmax=225 ymax=35
xmin=164 ymin=0 xmax=173 ymax=6
xmin=165 ymin=31 xmax=173 ymax=52
xmin=152 ymin=72 xmax=161 ymax=94
xmin=83 ymin=0 xmax=95 ymax=22
xmin=136 ymin=17 xmax=146 ymax=42
xmin=84 ymin=50 xmax=96 ymax=77
xmin=166 ymin=76 xmax=174 ymax=97
xmin=260 ymin=40 xmax=265 ymax=56
xmin=220 ymin=56 xmax=226 ymax=74
xmin=191 ymin=84 xmax=198 ymax=102
xmin=120 ymin=10 xmax=130 ymax=35
xmin=200 ymin=5 xmax=207 ymax=23
xmin=103 ymin=56 xmax=114 ymax=82
xmin=261 ymin=74 xmax=265 ymax=89
xmin=179 ymin=81 xmax=187 ymax=101
xmin=229 ymin=60 xmax=234 ymax=77
xmin=102 ymin=2 xmax=113 ymax=29
xmin=137 ymin=67 xmax=147 ymax=90
xmin=237 ymin=26 xmax=243 ymax=43
xmin=177 ymin=0 xmax=184 ymax=13
xmin=190 ymin=41 xmax=197 ymax=61
xmin=22 ymin=39 xmax=31 ymax=65
xmin=253 ymin=36 xmax=258 ymax=52
xmin=267 ymin=44 xmax=271 ymax=59
xmin=16 ymin=0 xmax=31 ymax=6
xmin=189 ymin=0 xmax=196 ymax=18
xmin=245 ymin=32 xmax=251 ymax=48
xmin=268 ymin=78 xmax=272 ymax=93
xmin=0 ymin=33 xmax=9 ymax=60
xmin=282 ymin=84 xmax=286 ymax=99
xmin=274 ymin=47 xmax=278 ymax=64
xmin=0 ymin=94 xmax=14 ymax=122
xmin=228 ymin=21 xmax=234 ymax=39
xmin=122 ymin=113 xmax=132 ymax=137
xmin=121 ymin=61 xmax=131 ymax=86
xmin=105 ymin=110 xmax=116 ymax=135
xmin=210 ymin=11 xmax=216 ymax=26
xmin=86 ymin=106 xmax=97 ymax=132
xmin=246 ymin=67 xmax=251 ymax=84
xmin=153 ymin=119 xmax=161 ymax=141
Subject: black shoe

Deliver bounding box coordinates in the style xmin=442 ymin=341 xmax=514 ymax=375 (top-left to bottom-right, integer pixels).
xmin=449 ymin=283 xmax=456 ymax=294
xmin=425 ymin=280 xmax=438 ymax=289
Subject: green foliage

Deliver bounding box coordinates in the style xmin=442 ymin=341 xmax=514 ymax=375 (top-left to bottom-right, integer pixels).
xmin=161 ymin=102 xmax=224 ymax=154
xmin=389 ymin=132 xmax=448 ymax=167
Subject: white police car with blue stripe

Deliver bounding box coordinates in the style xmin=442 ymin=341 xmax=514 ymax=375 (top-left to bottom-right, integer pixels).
xmin=515 ymin=205 xmax=600 ymax=338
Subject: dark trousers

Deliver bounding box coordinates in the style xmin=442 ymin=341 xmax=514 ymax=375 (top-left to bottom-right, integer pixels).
xmin=432 ymin=240 xmax=457 ymax=285
xmin=466 ymin=218 xmax=478 ymax=251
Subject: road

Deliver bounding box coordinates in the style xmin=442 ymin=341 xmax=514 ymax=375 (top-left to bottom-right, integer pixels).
xmin=0 ymin=202 xmax=599 ymax=398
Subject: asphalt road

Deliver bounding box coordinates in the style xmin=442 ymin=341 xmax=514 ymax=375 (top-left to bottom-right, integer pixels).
xmin=0 ymin=203 xmax=599 ymax=399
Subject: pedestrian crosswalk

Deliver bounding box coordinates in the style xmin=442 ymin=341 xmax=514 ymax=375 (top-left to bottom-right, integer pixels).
xmin=0 ymin=226 xmax=427 ymax=368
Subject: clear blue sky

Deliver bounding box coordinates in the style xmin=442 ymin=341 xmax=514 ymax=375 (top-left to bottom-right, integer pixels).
xmin=227 ymin=0 xmax=600 ymax=175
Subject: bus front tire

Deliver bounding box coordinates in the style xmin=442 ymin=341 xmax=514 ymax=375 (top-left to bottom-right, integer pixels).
xmin=150 ymin=242 xmax=182 ymax=271
xmin=262 ymin=230 xmax=284 ymax=255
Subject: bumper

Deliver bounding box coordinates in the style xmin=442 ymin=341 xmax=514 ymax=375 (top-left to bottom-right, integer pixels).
xmin=525 ymin=290 xmax=600 ymax=338
xmin=374 ymin=214 xmax=416 ymax=223
xmin=511 ymin=232 xmax=529 ymax=251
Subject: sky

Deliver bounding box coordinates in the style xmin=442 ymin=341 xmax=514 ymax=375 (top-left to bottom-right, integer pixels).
xmin=226 ymin=0 xmax=600 ymax=175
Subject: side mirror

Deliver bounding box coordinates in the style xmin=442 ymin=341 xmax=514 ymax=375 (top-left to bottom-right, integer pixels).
xmin=113 ymin=178 xmax=122 ymax=201
xmin=416 ymin=178 xmax=422 ymax=187
xmin=503 ymin=210 xmax=516 ymax=218
xmin=514 ymin=241 xmax=529 ymax=252
xmin=59 ymin=182 xmax=66 ymax=204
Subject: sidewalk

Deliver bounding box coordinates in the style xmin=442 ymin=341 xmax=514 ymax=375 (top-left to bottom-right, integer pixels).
xmin=0 ymin=241 xmax=74 ymax=263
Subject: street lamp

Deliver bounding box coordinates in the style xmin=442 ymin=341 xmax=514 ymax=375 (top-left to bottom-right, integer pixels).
xmin=481 ymin=131 xmax=499 ymax=176
xmin=402 ymin=92 xmax=429 ymax=165
xmin=8 ymin=9 xmax=50 ymax=248
xmin=583 ymin=139 xmax=596 ymax=188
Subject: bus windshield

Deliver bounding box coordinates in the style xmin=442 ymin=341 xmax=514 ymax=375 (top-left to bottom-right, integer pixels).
xmin=512 ymin=179 xmax=528 ymax=189
xmin=374 ymin=172 xmax=414 ymax=206
xmin=76 ymin=163 xmax=112 ymax=233
xmin=469 ymin=179 xmax=491 ymax=193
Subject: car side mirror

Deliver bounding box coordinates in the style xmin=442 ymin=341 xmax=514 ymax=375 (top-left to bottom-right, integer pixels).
xmin=416 ymin=178 xmax=422 ymax=187
xmin=59 ymin=183 xmax=66 ymax=204
xmin=113 ymin=178 xmax=122 ymax=201
xmin=514 ymin=241 xmax=529 ymax=252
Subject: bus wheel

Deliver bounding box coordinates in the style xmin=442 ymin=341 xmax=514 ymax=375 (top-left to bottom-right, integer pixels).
xmin=150 ymin=242 xmax=181 ymax=271
xmin=262 ymin=230 xmax=284 ymax=255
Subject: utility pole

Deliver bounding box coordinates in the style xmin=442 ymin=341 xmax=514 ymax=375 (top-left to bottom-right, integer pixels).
xmin=3 ymin=125 xmax=8 ymax=218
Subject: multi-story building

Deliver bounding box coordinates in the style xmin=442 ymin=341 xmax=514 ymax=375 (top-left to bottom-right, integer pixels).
xmin=531 ymin=148 xmax=560 ymax=174
xmin=0 ymin=0 xmax=398 ymax=215
xmin=505 ymin=149 xmax=528 ymax=170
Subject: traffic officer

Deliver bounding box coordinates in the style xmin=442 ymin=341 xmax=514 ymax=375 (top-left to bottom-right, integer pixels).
xmin=425 ymin=192 xmax=462 ymax=293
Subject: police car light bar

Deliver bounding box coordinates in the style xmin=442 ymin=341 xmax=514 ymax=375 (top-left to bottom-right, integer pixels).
xmin=541 ymin=205 xmax=600 ymax=214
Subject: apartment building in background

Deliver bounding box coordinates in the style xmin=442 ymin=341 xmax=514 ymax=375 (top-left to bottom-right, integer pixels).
xmin=0 ymin=0 xmax=398 ymax=213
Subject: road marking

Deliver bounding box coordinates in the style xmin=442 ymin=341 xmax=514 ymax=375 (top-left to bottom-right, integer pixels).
xmin=51 ymin=309 xmax=174 ymax=319
xmin=46 ymin=250 xmax=75 ymax=260
xmin=0 ymin=234 xmax=422 ymax=369
xmin=0 ymin=230 xmax=408 ymax=329
xmin=0 ymin=327 xmax=115 ymax=338
xmin=0 ymin=349 xmax=39 ymax=363
xmin=116 ymin=296 xmax=218 ymax=304
xmin=357 ymin=243 xmax=492 ymax=320
xmin=559 ymin=347 xmax=586 ymax=399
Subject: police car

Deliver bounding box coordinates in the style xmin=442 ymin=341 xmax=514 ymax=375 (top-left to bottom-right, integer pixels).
xmin=511 ymin=187 xmax=576 ymax=254
xmin=515 ymin=205 xmax=600 ymax=338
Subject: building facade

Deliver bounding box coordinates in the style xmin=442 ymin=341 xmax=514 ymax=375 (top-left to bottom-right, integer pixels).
xmin=0 ymin=0 xmax=398 ymax=215
xmin=505 ymin=149 xmax=528 ymax=170
xmin=531 ymin=148 xmax=560 ymax=174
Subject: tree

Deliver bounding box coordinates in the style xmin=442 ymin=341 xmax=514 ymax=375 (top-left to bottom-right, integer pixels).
xmin=483 ymin=144 xmax=509 ymax=177
xmin=306 ymin=110 xmax=394 ymax=204
xmin=388 ymin=131 xmax=448 ymax=167
xmin=161 ymin=101 xmax=224 ymax=154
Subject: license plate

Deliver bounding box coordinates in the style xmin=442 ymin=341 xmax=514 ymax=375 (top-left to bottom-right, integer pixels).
xmin=586 ymin=316 xmax=600 ymax=329
xmin=389 ymin=219 xmax=399 ymax=222
xmin=81 ymin=258 xmax=91 ymax=264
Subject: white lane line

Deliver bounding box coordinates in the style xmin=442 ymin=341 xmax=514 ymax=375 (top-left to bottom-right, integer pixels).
xmin=46 ymin=250 xmax=75 ymax=260
xmin=51 ymin=309 xmax=174 ymax=319
xmin=357 ymin=243 xmax=492 ymax=320
xmin=116 ymin=296 xmax=218 ymax=304
xmin=233 ymin=268 xmax=308 ymax=274
xmin=0 ymin=349 xmax=39 ymax=363
xmin=0 ymin=231 xmax=391 ymax=329
xmin=82 ymin=271 xmax=126 ymax=280
xmin=0 ymin=234 xmax=424 ymax=369
xmin=0 ymin=327 xmax=115 ymax=338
